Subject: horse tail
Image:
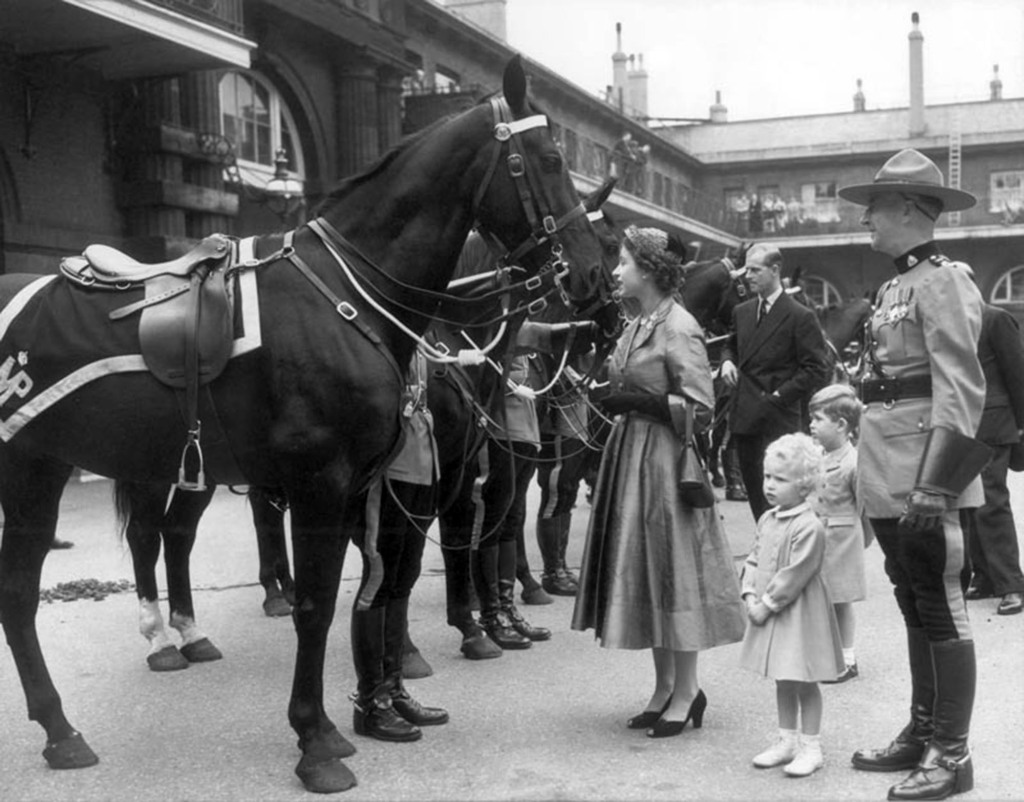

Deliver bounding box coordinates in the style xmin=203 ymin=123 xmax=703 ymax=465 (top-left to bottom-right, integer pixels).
xmin=113 ymin=480 xmax=134 ymax=541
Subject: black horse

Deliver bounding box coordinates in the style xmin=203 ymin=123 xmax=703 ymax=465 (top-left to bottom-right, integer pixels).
xmin=0 ymin=56 xmax=609 ymax=793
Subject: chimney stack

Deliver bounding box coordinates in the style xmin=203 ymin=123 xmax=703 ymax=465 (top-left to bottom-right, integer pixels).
xmin=853 ymin=78 xmax=865 ymax=112
xmin=612 ymin=22 xmax=628 ymax=112
xmin=990 ymin=64 xmax=1003 ymax=100
xmin=909 ymin=12 xmax=925 ymax=136
xmin=709 ymin=90 xmax=728 ymax=123
xmin=627 ymin=53 xmax=649 ymax=121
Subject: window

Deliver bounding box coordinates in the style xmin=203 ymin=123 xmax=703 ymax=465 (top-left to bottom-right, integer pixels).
xmin=990 ymin=170 xmax=1024 ymax=216
xmin=799 ymin=276 xmax=843 ymax=309
xmin=433 ymin=66 xmax=461 ymax=94
xmin=800 ymin=181 xmax=839 ymax=223
xmin=991 ymin=265 xmax=1024 ymax=303
xmin=219 ymin=72 xmax=305 ymax=188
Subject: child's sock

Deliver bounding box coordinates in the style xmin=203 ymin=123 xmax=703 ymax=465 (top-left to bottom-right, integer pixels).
xmin=842 ymin=648 xmax=856 ymax=666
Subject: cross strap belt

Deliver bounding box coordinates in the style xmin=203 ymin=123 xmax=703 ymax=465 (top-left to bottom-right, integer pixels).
xmin=857 ymin=375 xmax=932 ymax=405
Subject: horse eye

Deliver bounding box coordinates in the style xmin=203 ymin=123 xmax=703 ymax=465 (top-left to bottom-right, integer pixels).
xmin=542 ymin=153 xmax=562 ymax=173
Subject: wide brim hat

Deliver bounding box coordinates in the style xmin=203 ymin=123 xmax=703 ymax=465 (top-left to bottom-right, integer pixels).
xmin=838 ymin=148 xmax=976 ymax=212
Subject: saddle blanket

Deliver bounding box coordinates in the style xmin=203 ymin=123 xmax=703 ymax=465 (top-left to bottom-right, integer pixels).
xmin=0 ymin=269 xmax=261 ymax=442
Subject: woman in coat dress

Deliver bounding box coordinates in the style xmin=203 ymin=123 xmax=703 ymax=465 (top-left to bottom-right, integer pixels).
xmin=571 ymin=225 xmax=746 ymax=738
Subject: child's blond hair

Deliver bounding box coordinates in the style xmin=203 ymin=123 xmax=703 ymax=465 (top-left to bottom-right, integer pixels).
xmin=764 ymin=433 xmax=823 ymax=496
xmin=809 ymin=383 xmax=862 ymax=440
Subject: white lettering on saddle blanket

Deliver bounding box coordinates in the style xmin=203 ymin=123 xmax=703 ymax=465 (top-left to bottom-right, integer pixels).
xmin=0 ymin=352 xmax=33 ymax=407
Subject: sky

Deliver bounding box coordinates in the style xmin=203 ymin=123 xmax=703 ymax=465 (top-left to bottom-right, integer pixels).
xmin=503 ymin=0 xmax=1024 ymax=122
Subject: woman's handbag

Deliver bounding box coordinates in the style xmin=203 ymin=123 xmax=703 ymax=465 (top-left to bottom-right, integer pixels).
xmin=678 ymin=402 xmax=715 ymax=508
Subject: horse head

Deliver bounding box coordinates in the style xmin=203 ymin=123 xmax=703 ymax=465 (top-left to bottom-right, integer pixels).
xmin=469 ymin=57 xmax=607 ymax=325
xmin=680 ymin=256 xmax=750 ymax=336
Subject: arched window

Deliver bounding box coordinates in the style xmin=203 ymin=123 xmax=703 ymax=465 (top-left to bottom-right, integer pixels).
xmin=990 ymin=265 xmax=1024 ymax=304
xmin=219 ymin=71 xmax=305 ymax=188
xmin=798 ymin=275 xmax=843 ymax=309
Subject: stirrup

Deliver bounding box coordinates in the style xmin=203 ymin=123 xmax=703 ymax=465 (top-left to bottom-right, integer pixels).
xmin=177 ymin=424 xmax=206 ymax=491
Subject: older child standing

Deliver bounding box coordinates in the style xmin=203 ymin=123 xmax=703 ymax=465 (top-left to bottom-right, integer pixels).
xmin=808 ymin=384 xmax=867 ymax=683
xmin=740 ymin=433 xmax=844 ymax=777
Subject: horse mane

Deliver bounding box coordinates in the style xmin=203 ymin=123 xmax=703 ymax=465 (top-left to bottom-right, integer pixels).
xmin=312 ymin=89 xmax=518 ymax=218
xmin=311 ymin=115 xmax=455 ymax=217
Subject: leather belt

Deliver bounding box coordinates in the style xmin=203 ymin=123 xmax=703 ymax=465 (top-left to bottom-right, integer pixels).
xmin=857 ymin=375 xmax=932 ymax=405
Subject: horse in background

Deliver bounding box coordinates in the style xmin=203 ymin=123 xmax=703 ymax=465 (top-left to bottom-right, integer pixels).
xmin=0 ymin=56 xmax=607 ymax=794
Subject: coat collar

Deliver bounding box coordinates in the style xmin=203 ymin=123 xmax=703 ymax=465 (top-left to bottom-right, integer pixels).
xmin=774 ymin=500 xmax=811 ymax=519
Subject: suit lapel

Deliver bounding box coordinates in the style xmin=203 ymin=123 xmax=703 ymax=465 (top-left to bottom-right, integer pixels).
xmin=739 ymin=294 xmax=790 ymax=367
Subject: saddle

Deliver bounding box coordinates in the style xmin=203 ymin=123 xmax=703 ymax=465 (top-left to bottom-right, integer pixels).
xmin=60 ymin=234 xmax=238 ymax=490
xmin=61 ymin=235 xmax=235 ymax=388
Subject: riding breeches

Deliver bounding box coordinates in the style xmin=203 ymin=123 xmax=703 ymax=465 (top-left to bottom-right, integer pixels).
xmin=353 ymin=478 xmax=433 ymax=610
xmin=477 ymin=438 xmax=538 ymax=548
xmin=536 ymin=434 xmax=588 ymax=519
xmin=871 ymin=511 xmax=974 ymax=641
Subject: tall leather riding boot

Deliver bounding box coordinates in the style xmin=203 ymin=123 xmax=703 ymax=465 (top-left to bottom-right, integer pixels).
xmin=499 ymin=539 xmax=550 ymax=641
xmin=538 ymin=516 xmax=575 ymax=596
xmin=517 ymin=520 xmax=552 ymax=605
xmin=383 ymin=598 xmax=448 ymax=727
xmin=350 ymin=606 xmax=421 ymax=742
xmin=475 ymin=543 xmax=530 ymax=650
xmin=723 ymin=440 xmax=747 ymax=501
xmin=557 ymin=513 xmax=579 ymax=588
xmin=853 ymin=627 xmax=935 ymax=771
xmin=888 ymin=639 xmax=976 ymax=801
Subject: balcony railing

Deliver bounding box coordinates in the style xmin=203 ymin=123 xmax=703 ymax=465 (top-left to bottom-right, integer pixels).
xmin=553 ymin=124 xmax=746 ymax=236
xmin=146 ymin=0 xmax=245 ymax=36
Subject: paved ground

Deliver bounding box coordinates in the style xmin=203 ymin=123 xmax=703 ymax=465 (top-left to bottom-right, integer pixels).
xmin=1 ymin=474 xmax=1022 ymax=801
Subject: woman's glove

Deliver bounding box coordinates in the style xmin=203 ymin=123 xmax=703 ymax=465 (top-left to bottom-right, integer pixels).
xmin=599 ymin=392 xmax=671 ymax=423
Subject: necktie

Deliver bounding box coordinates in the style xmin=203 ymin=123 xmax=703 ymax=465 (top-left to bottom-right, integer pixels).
xmin=757 ymin=300 xmax=767 ymax=324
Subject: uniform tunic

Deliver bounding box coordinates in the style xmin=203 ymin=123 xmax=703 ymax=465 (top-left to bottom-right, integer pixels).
xmin=857 ymin=243 xmax=984 ymax=641
xmin=571 ymin=299 xmax=746 ymax=651
xmin=739 ymin=502 xmax=844 ymax=681
xmin=858 ymin=251 xmax=985 ymax=517
xmin=811 ymin=440 xmax=867 ymax=603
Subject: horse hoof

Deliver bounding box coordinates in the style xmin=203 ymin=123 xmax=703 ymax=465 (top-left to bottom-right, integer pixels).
xmin=147 ymin=645 xmax=190 ymax=672
xmin=461 ymin=632 xmax=502 ymax=660
xmin=180 ymin=637 xmax=223 ymax=663
xmin=402 ymin=649 xmax=434 ymax=679
xmin=295 ymin=755 xmax=357 ymax=794
xmin=263 ymin=596 xmax=293 ymax=617
xmin=43 ymin=731 xmax=99 ymax=769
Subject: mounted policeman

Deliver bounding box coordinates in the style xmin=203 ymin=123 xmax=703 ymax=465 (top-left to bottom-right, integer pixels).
xmin=839 ymin=148 xmax=989 ymax=801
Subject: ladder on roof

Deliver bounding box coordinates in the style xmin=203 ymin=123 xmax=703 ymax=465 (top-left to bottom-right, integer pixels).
xmin=947 ymin=115 xmax=962 ymax=227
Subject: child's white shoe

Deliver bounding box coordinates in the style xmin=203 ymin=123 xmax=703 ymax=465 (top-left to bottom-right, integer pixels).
xmin=753 ymin=729 xmax=799 ymax=768
xmin=784 ymin=739 xmax=824 ymax=777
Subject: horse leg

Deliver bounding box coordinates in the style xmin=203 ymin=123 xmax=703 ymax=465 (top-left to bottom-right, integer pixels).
xmin=287 ymin=489 xmax=357 ymax=793
xmin=250 ymin=487 xmax=294 ymax=617
xmin=122 ymin=483 xmax=189 ymax=672
xmin=163 ymin=485 xmax=222 ymax=663
xmin=0 ymin=451 xmax=97 ymax=768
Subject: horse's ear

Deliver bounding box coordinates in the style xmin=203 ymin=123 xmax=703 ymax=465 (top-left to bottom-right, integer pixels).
xmin=584 ymin=177 xmax=617 ymax=213
xmin=503 ymin=55 xmax=527 ymax=113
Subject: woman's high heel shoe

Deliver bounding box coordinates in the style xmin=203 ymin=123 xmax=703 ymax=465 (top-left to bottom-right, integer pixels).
xmin=626 ymin=694 xmax=672 ymax=730
xmin=646 ymin=689 xmax=707 ymax=738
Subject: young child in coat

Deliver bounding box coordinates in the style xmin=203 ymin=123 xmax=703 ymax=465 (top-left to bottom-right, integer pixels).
xmin=808 ymin=384 xmax=867 ymax=683
xmin=739 ymin=433 xmax=844 ymax=777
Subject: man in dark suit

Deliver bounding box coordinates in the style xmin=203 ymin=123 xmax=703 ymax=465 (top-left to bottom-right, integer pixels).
xmin=966 ymin=298 xmax=1024 ymax=616
xmin=720 ymin=244 xmax=830 ymax=520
